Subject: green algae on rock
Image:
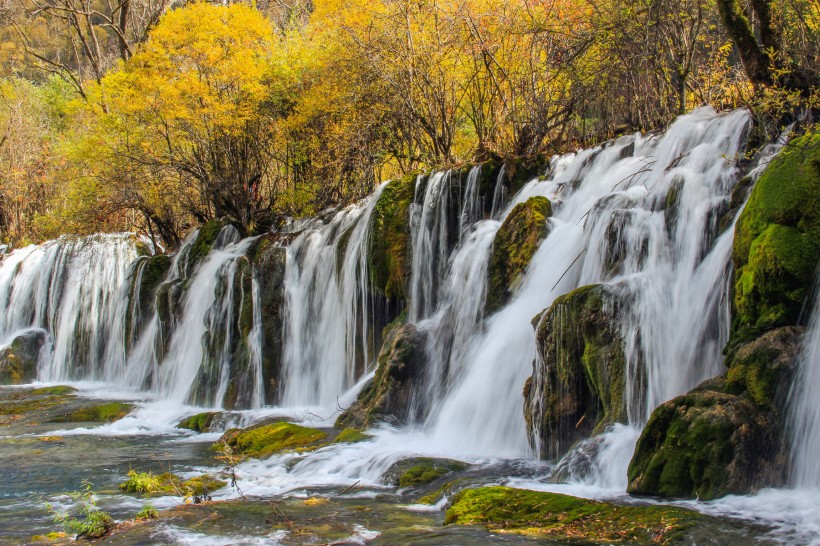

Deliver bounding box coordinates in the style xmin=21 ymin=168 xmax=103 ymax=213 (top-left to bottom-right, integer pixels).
xmin=382 ymin=457 xmax=468 ymax=488
xmin=524 ymin=284 xmax=628 ymax=459
xmin=177 ymin=412 xmax=221 ymax=433
xmin=730 ymin=131 xmax=819 ymax=354
xmin=445 ymin=486 xmax=704 ymax=544
xmin=486 ymin=196 xmax=552 ymax=312
xmin=217 ymin=421 xmax=327 ymax=459
xmin=333 ymin=428 xmax=370 ymax=444
xmin=49 ymin=402 xmax=133 ymax=423
xmin=627 ymin=377 xmax=782 ymax=500
xmin=119 ymin=470 xmax=226 ymax=496
xmin=30 ymin=386 xmax=77 ymax=396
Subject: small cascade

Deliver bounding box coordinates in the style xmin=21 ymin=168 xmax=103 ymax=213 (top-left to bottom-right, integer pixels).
xmin=409 ymin=172 xmax=452 ymax=321
xmin=790 ymin=271 xmax=820 ymax=488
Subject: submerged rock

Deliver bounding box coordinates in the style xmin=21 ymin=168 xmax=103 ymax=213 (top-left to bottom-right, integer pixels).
xmin=486 ymin=196 xmax=552 ymax=312
xmin=0 ymin=329 xmax=48 ymax=385
xmin=524 ymin=284 xmax=627 ymax=459
xmin=335 ymin=324 xmax=428 ymax=429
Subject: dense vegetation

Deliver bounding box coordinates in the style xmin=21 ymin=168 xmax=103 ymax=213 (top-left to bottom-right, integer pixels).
xmin=0 ymin=0 xmax=816 ymax=248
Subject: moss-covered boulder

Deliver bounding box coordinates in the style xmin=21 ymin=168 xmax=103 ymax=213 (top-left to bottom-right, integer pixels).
xmin=0 ymin=329 xmax=48 ymax=385
xmin=177 ymin=412 xmax=221 ymax=433
xmin=382 ymin=457 xmax=468 ymax=488
xmin=445 ymin=486 xmax=706 ymax=544
xmin=49 ymin=401 xmax=133 ymax=423
xmin=627 ymin=377 xmax=784 ymax=500
xmin=524 ymin=285 xmax=627 ymax=459
xmin=335 ymin=324 xmax=428 ymax=429
xmin=729 ymin=131 xmax=819 ymax=355
xmin=486 ymin=196 xmax=552 ymax=312
xmin=217 ymin=421 xmax=327 ymax=459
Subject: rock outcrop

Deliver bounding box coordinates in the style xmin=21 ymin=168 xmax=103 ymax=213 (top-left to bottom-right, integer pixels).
xmin=335 ymin=324 xmax=428 ymax=429
xmin=0 ymin=329 xmax=48 ymax=385
xmin=524 ymin=284 xmax=627 ymax=459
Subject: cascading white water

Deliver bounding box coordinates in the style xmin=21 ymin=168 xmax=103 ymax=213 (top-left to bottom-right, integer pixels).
xmin=790 ymin=272 xmax=820 ymax=488
xmin=280 ymin=186 xmax=384 ymax=407
xmin=0 ymin=234 xmax=137 ymax=380
xmin=423 ymin=107 xmax=751 ymax=460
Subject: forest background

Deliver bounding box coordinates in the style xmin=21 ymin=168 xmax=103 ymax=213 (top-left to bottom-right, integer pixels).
xmin=0 ymin=0 xmax=816 ymax=249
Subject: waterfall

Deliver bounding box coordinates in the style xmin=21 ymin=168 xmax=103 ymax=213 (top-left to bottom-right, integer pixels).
xmin=790 ymin=271 xmax=820 ymax=488
xmin=422 ymin=108 xmax=750 ymax=458
xmin=0 ymin=234 xmax=137 ymax=380
xmin=280 ymin=186 xmax=385 ymax=407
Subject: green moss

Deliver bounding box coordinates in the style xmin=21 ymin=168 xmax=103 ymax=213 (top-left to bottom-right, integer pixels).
xmin=178 ymin=412 xmax=220 ymax=433
xmin=445 ymin=486 xmax=702 ymax=544
xmin=486 ymin=196 xmax=552 ymax=312
xmin=120 ymin=470 xmax=226 ymax=496
xmin=0 ymin=395 xmax=64 ymax=416
xmin=397 ymin=459 xmax=467 ymax=488
xmin=49 ymin=402 xmax=133 ymax=423
xmin=417 ymin=478 xmax=466 ymax=505
xmin=218 ymin=421 xmax=327 ymax=459
xmin=730 ymin=132 xmax=820 ymax=350
xmin=368 ymin=174 xmax=417 ymax=302
xmin=30 ymin=386 xmax=76 ymax=396
xmin=185 ymin=220 xmax=224 ymax=276
xmin=627 ymin=379 xmax=774 ymax=500
xmin=333 ymin=428 xmax=370 ymax=444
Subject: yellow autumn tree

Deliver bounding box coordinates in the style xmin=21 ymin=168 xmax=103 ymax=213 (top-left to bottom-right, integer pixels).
xmin=70 ymin=2 xmax=289 ymax=245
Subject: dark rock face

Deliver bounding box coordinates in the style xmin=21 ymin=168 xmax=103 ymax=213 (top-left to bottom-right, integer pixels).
xmin=627 ymin=131 xmax=819 ymax=501
xmin=335 ymin=324 xmax=428 ymax=429
xmin=486 ymin=196 xmax=552 ymax=313
xmin=0 ymin=329 xmax=48 ymax=385
xmin=524 ymin=284 xmax=627 ymax=460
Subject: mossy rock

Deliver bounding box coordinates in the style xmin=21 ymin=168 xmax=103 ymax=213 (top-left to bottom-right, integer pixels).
xmin=333 ymin=428 xmax=370 ymax=444
xmin=0 ymin=329 xmax=48 ymax=385
xmin=524 ymin=284 xmax=627 ymax=459
xmin=367 ymin=174 xmax=417 ymax=302
xmin=725 ymin=327 xmax=801 ymax=410
xmin=183 ymin=220 xmax=225 ymax=277
xmin=627 ymin=378 xmax=783 ymax=500
xmin=119 ymin=470 xmax=226 ymax=496
xmin=29 ymin=385 xmax=76 ymax=396
xmin=382 ymin=458 xmax=468 ymax=488
xmin=178 ymin=412 xmax=220 ymax=433
xmin=217 ymin=421 xmax=327 ymax=459
xmin=730 ymin=131 xmax=819 ymax=353
xmin=445 ymin=486 xmax=704 ymax=544
xmin=49 ymin=401 xmax=133 ymax=423
xmin=486 ymin=196 xmax=552 ymax=312
xmin=335 ymin=324 xmax=427 ymax=429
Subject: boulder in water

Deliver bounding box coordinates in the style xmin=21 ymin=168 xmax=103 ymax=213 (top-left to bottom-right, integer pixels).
xmin=524 ymin=284 xmax=627 ymax=459
xmin=382 ymin=457 xmax=468 ymax=488
xmin=335 ymin=323 xmax=428 ymax=429
xmin=0 ymin=329 xmax=48 ymax=385
xmin=486 ymin=196 xmax=552 ymax=312
xmin=216 ymin=421 xmax=327 ymax=459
